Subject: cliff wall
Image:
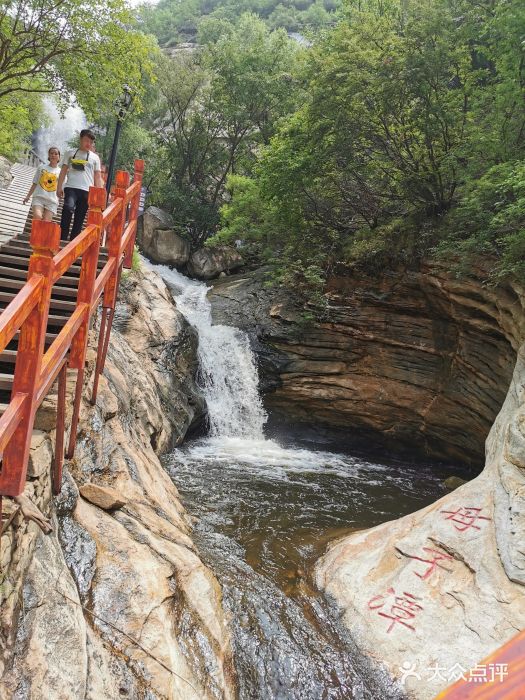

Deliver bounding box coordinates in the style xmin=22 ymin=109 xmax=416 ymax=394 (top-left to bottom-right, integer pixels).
xmin=0 ymin=267 xmax=235 ymax=700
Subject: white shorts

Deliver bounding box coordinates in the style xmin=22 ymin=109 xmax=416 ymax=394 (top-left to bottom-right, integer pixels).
xmin=32 ymin=195 xmax=58 ymax=215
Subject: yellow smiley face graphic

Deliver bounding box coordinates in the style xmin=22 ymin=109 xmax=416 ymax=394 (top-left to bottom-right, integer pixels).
xmin=39 ymin=170 xmax=58 ymax=192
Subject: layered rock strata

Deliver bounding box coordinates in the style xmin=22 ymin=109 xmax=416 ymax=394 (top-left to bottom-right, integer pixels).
xmin=209 ymin=263 xmax=523 ymax=465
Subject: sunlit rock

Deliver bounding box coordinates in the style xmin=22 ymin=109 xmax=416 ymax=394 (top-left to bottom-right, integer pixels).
xmin=188 ymin=245 xmax=243 ymax=280
xmin=138 ymin=206 xmax=190 ymax=266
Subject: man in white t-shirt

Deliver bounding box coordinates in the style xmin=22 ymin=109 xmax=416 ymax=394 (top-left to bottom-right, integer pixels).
xmin=57 ymin=129 xmax=103 ymax=240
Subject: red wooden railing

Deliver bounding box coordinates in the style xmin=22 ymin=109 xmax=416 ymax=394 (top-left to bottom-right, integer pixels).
xmin=0 ymin=159 xmax=144 ymax=500
xmin=434 ymin=628 xmax=525 ymax=699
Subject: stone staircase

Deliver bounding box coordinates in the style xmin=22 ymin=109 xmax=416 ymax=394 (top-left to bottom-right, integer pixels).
xmin=0 ymin=160 xmax=66 ymax=244
xmin=0 ymin=163 xmax=36 ymax=243
xmin=0 ymin=233 xmax=107 ymax=416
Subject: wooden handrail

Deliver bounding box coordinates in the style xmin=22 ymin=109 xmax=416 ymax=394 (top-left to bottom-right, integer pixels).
xmin=52 ymin=225 xmax=98 ymax=283
xmin=0 ymin=159 xmax=145 ymax=498
xmin=434 ymin=628 xmax=525 ymax=699
xmin=101 ymin=200 xmax=121 ymax=227
xmin=0 ymin=276 xmax=43 ymax=355
xmin=0 ymin=395 xmax=27 ymax=455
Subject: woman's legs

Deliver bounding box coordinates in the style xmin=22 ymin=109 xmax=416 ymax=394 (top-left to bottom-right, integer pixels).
xmin=32 ymin=204 xmax=44 ymax=220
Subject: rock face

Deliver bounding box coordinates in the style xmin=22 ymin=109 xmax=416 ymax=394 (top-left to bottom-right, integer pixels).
xmin=188 ymin=246 xmax=243 ymax=280
xmin=138 ymin=206 xmax=190 ymax=266
xmin=0 ymin=157 xmax=12 ymax=189
xmin=314 ymin=345 xmax=525 ymax=699
xmin=78 ymin=483 xmax=127 ymax=510
xmin=209 ymin=264 xmax=522 ymax=465
xmin=209 ymin=262 xmax=525 ymax=699
xmin=0 ymin=266 xmax=234 ymax=699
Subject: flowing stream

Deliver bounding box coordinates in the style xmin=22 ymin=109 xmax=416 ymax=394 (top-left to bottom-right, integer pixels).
xmin=152 ymin=264 xmax=465 ymax=699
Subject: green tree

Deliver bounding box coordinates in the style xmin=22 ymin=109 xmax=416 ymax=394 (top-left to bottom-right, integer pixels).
xmin=0 ymin=0 xmax=158 ymax=118
xmin=213 ymin=0 xmax=525 ymax=288
xmin=145 ymin=15 xmax=300 ymax=247
xmin=0 ymin=93 xmax=45 ymax=159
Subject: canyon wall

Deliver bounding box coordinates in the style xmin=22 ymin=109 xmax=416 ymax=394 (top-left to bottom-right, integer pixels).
xmin=0 ymin=267 xmax=235 ymax=700
xmin=209 ymin=262 xmax=525 ymax=465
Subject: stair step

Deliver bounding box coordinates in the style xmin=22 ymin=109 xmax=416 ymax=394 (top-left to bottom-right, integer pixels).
xmin=0 ymin=277 xmax=78 ymax=300
xmin=0 ymin=265 xmax=82 ymax=288
xmin=0 ymin=373 xmax=13 ymax=391
xmin=11 ymin=238 xmax=109 ymax=262
xmin=0 ymin=290 xmax=76 ymax=314
xmin=0 ymin=303 xmax=68 ymax=328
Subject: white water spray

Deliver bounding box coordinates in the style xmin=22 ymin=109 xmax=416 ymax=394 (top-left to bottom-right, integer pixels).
xmin=151 ymin=265 xmax=267 ymax=439
xmin=148 ymin=261 xmax=372 ymax=471
xmin=33 ymin=98 xmax=87 ymax=160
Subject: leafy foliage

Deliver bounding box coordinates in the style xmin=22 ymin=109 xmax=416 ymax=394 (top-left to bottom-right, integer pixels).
xmin=0 ymin=0 xmax=158 ymax=121
xmin=134 ymin=14 xmax=301 ymax=248
xmin=209 ymin=0 xmax=525 ymax=288
xmin=0 ymin=92 xmax=45 ymax=158
xmin=437 ymin=162 xmax=525 ymax=280
xmin=140 ymin=0 xmax=338 ymax=44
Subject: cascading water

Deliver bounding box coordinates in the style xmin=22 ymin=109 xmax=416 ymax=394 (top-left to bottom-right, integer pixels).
xmin=160 ymin=267 xmax=267 ymax=438
xmin=146 ymin=260 xmax=461 ymax=699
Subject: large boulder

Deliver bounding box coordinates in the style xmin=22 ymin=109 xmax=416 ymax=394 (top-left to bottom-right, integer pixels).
xmin=187 ymin=245 xmax=243 ymax=280
xmin=138 ymin=206 xmax=190 ymax=266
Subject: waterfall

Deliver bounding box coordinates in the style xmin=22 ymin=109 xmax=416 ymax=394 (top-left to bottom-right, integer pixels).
xmin=150 ymin=265 xmax=267 ymax=439
xmin=33 ymin=98 xmax=87 ymax=160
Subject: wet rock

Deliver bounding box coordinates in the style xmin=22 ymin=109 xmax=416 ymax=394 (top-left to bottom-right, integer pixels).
xmin=209 ymin=262 xmax=525 ymax=698
xmin=1 ymin=266 xmax=232 ymax=699
xmin=138 ymin=206 xmax=190 ymax=266
xmin=54 ymin=468 xmax=79 ymax=516
xmin=443 ymin=475 xmax=468 ymax=490
xmin=95 ymin=375 xmax=119 ymax=420
xmin=208 ymin=264 xmax=521 ymax=466
xmin=58 ymin=515 xmax=97 ymax=599
xmin=188 ymin=246 xmax=243 ymax=280
xmin=0 ymin=532 xmax=89 ymax=699
xmin=79 ymin=483 xmax=127 ymax=511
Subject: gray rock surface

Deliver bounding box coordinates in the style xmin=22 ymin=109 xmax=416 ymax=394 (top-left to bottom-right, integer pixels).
xmin=137 ymin=206 xmax=190 ymax=266
xmin=0 ymin=266 xmax=233 ymax=700
xmin=188 ymin=245 xmax=243 ymax=280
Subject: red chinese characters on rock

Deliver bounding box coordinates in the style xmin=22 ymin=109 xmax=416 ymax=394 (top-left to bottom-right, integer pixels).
xmin=366 ymin=507 xmax=490 ymax=635
xmin=407 ymin=547 xmax=454 ymax=580
xmin=439 ymin=506 xmax=491 ymax=533
xmin=367 ymin=588 xmax=424 ymax=633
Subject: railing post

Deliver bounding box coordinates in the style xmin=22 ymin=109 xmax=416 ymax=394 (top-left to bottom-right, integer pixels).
xmin=90 ymin=171 xmax=128 ymax=405
xmin=1 ymin=221 xmax=59 ymax=496
xmin=69 ymin=186 xmax=106 ymax=370
xmin=123 ymin=159 xmax=145 ymax=269
xmin=66 ymin=186 xmax=106 ymax=459
xmin=107 ymin=169 xmax=129 ymax=308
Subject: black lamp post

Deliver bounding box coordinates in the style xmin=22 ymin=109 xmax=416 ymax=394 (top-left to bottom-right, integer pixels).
xmin=105 ymin=85 xmax=133 ymax=196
